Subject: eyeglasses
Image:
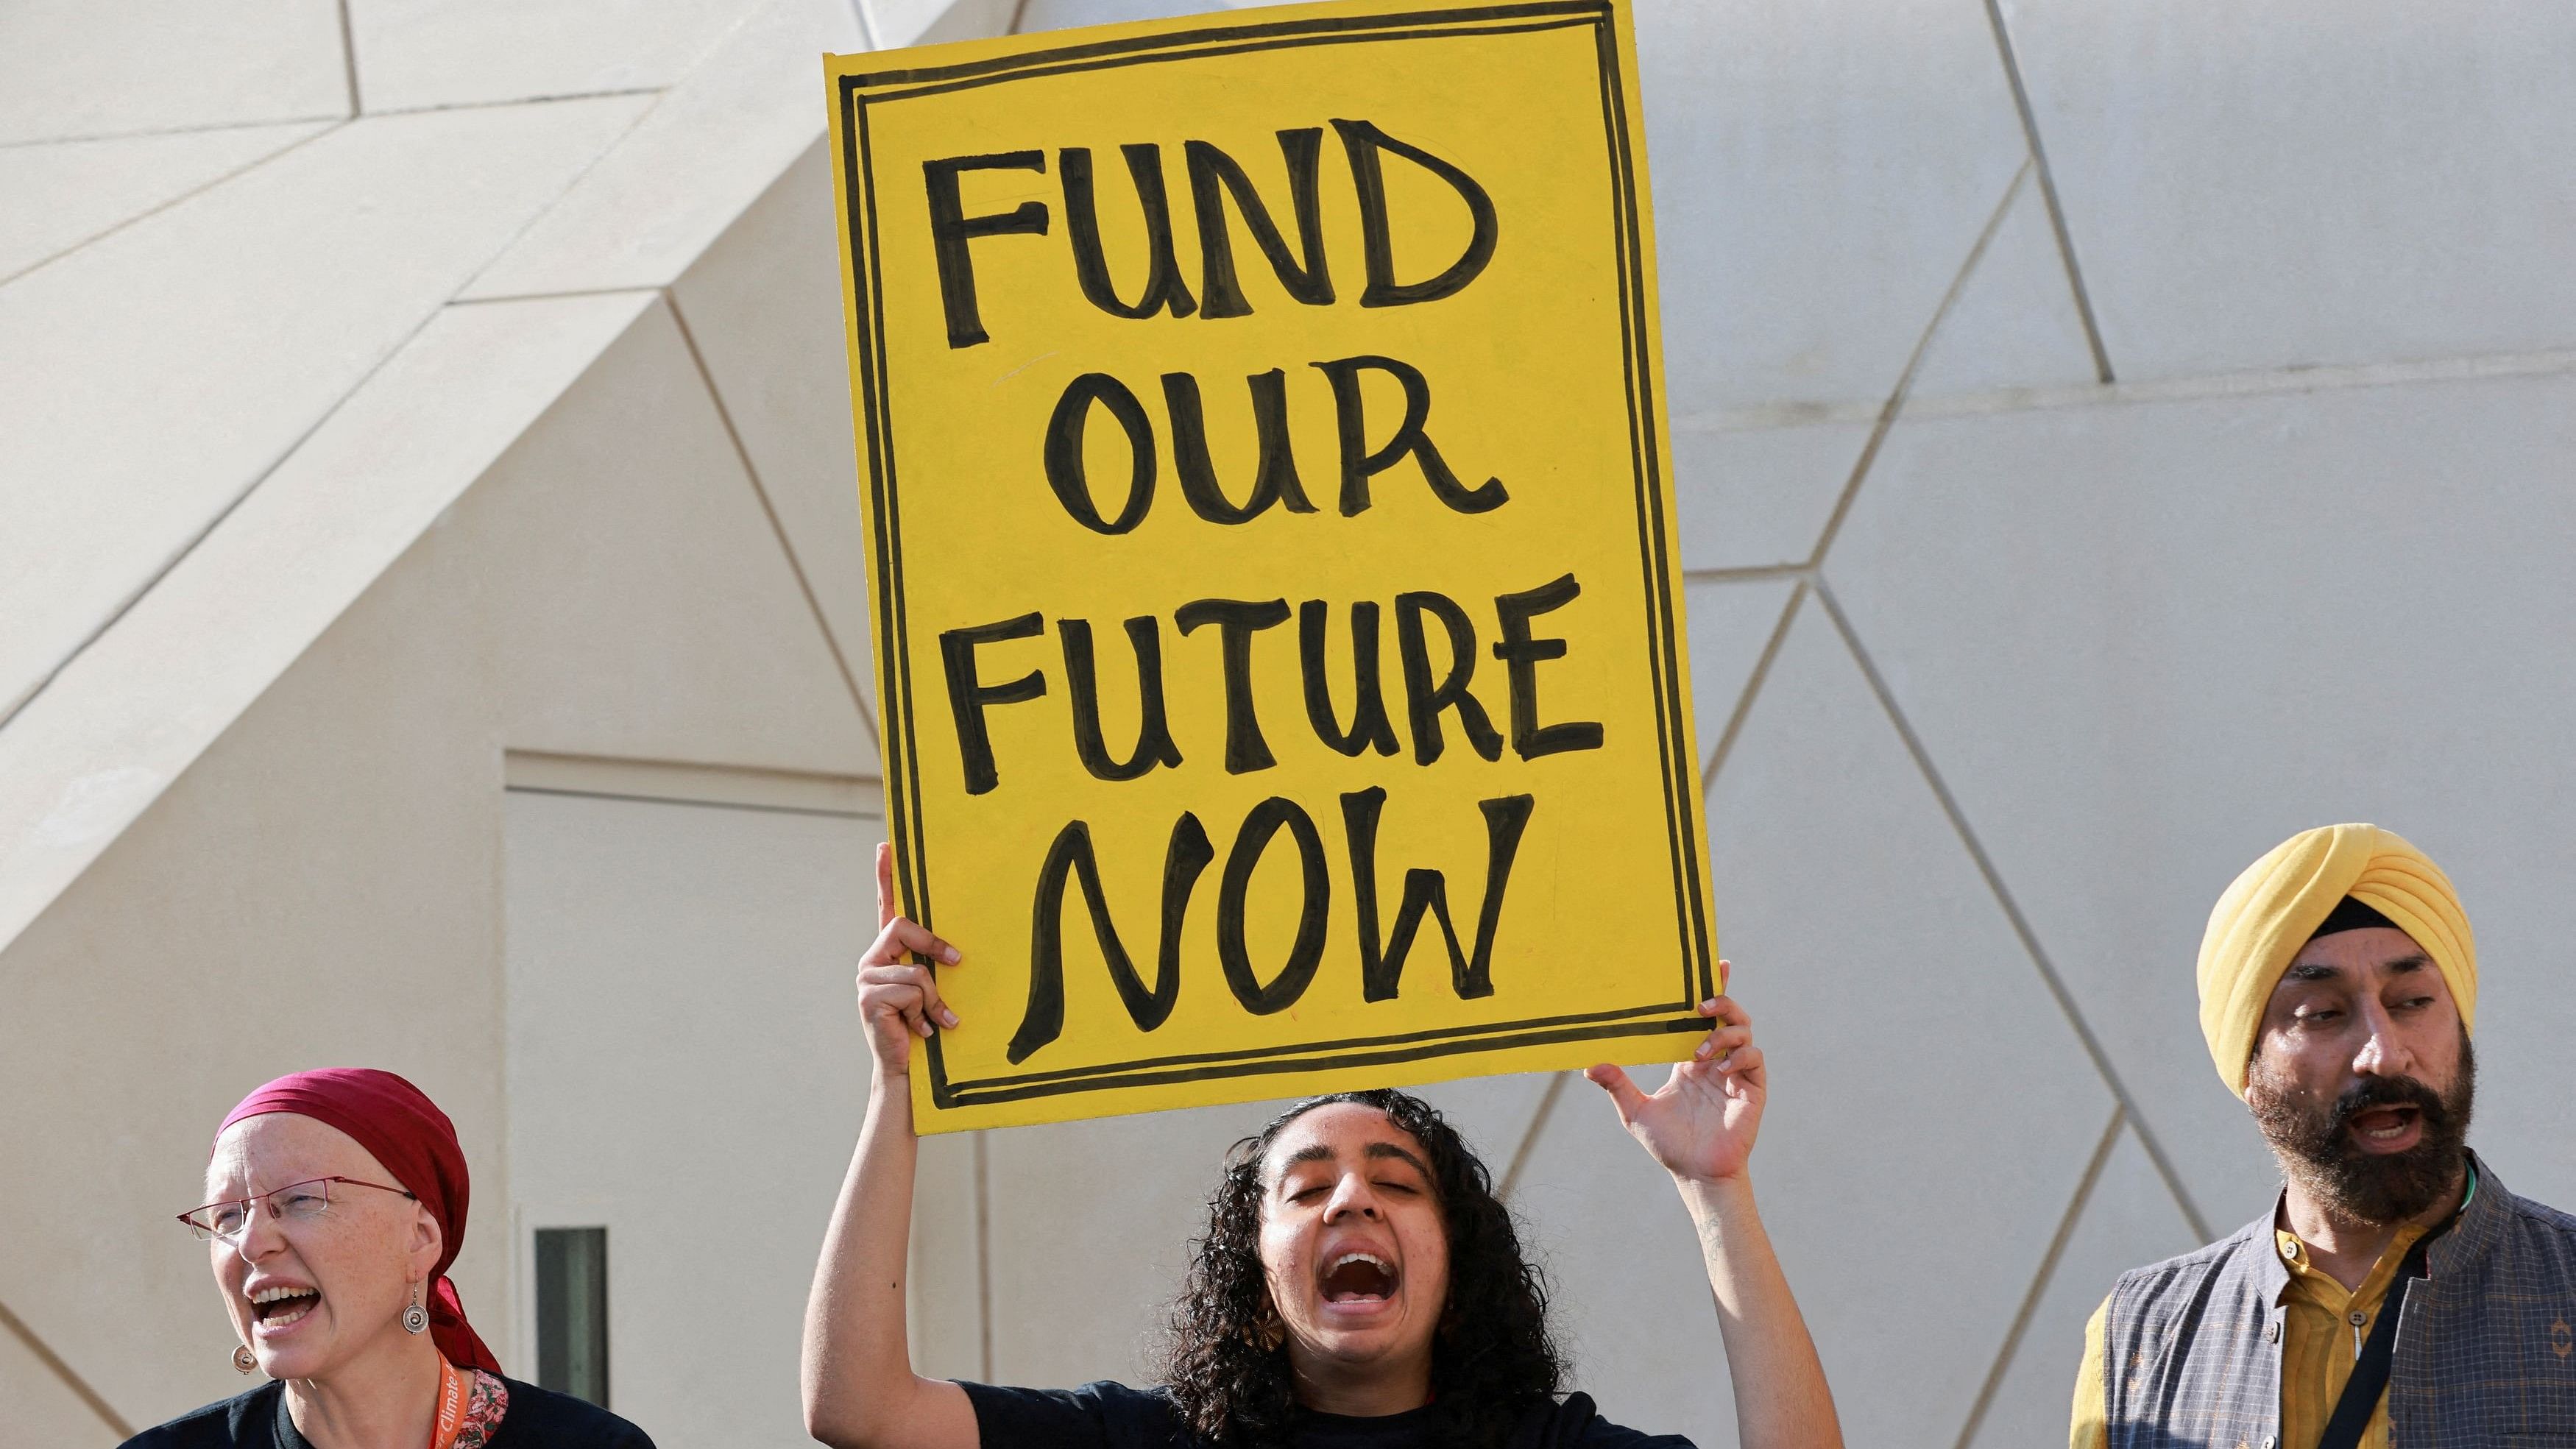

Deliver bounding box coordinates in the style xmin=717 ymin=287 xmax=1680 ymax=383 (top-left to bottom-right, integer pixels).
xmin=177 ymin=1177 xmax=416 ymax=1242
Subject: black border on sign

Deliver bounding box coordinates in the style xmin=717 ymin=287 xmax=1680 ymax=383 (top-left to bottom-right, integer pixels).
xmin=836 ymin=0 xmax=1714 ymax=1112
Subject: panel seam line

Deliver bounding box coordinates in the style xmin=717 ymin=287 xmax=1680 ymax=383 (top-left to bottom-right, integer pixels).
xmin=1980 ymin=0 xmax=2113 ymax=383
xmin=1701 ymin=581 xmax=1808 ymax=792
xmin=0 ymin=115 xmax=344 ymax=149
xmin=1808 ymin=159 xmax=2029 ymax=573
xmin=0 ymin=1294 xmax=131 ymax=1436
xmin=336 ymin=0 xmax=364 ymax=115
xmin=1811 ymin=578 xmax=2212 ymax=1239
xmin=503 ymin=783 xmax=876 ymax=821
xmin=0 ymin=283 xmax=470 ymax=734
xmin=1496 ymin=1071 xmax=1571 ymax=1202
xmin=0 ymin=118 xmax=351 ymax=293
xmin=0 ymin=78 xmax=661 ymax=740
xmin=1952 ymin=1102 xmax=2127 ymax=1449
xmin=450 ymin=285 xmax=665 ymax=306
xmin=974 ymin=1132 xmax=994 ymax=1380
xmin=666 ymin=293 xmax=885 ymax=759
xmin=367 ymin=85 xmax=668 ymax=120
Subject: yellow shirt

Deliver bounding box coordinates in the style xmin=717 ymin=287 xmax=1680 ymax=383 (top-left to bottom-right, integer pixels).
xmin=2069 ymin=1221 xmax=2432 ymax=1449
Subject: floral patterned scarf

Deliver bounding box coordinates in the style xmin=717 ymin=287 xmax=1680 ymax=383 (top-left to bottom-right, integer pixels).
xmin=432 ymin=1357 xmax=509 ymax=1449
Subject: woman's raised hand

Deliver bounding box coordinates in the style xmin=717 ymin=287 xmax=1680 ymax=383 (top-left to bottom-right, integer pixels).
xmin=856 ymin=843 xmax=961 ymax=1078
xmin=1583 ymin=967 xmax=1765 ymax=1185
xmin=810 ymin=844 xmax=983 ymax=1449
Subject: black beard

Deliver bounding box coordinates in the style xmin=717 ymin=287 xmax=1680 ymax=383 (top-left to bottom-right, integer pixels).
xmin=2246 ymin=1034 xmax=2474 ymax=1225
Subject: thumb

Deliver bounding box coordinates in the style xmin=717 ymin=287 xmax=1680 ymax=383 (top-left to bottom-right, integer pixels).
xmin=875 ymin=843 xmax=896 ymax=930
xmin=1583 ymin=1063 xmax=1650 ymax=1125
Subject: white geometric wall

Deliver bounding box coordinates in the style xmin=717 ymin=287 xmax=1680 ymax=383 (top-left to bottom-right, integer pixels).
xmin=912 ymin=4 xmax=2576 ymax=1449
xmin=5 ymin=0 xmax=2573 ymax=1444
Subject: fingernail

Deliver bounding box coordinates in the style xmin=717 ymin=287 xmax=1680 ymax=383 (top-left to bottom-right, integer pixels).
xmin=940 ymin=1008 xmax=959 ymax=1027
xmin=943 ymin=946 xmax=962 ymax=963
xmin=1700 ymin=999 xmax=1719 ymax=1012
xmin=1695 ymin=1040 xmax=1713 ymax=1058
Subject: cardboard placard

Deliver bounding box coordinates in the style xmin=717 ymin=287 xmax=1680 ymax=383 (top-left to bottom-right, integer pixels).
xmin=825 ymin=0 xmax=1713 ymax=1133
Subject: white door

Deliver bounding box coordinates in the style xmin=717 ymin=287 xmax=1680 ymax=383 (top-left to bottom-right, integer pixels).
xmin=503 ymin=782 xmax=880 ymax=1442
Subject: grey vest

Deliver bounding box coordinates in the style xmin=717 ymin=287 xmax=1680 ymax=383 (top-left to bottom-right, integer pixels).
xmin=2102 ymin=1154 xmax=2576 ymax=1448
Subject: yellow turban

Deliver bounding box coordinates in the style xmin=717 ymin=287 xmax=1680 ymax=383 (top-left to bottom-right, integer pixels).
xmin=2196 ymin=823 xmax=2476 ymax=1098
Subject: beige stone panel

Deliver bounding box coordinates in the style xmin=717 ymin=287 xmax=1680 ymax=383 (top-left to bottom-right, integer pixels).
xmin=1968 ymin=1124 xmax=2200 ymax=1449
xmin=0 ymin=292 xmax=652 ymax=967
xmin=1825 ymin=371 xmax=2576 ymax=1227
xmin=1015 ymin=0 xmax=1320 ymax=24
xmin=0 ymin=122 xmax=330 ymax=282
xmin=1410 ymin=1071 xmax=1560 ymax=1176
xmin=0 ymin=95 xmax=651 ymax=726
xmin=1505 ymin=1069 xmax=1733 ymax=1442
xmin=465 ymin=297 xmax=878 ymax=775
xmin=909 ymin=1129 xmax=985 ymax=1382
xmin=501 ymin=790 xmax=878 ymax=1438
xmin=1906 ymin=173 xmax=2098 ymax=400
xmin=0 ymin=520 xmax=509 ymax=1425
xmin=1701 ymin=601 xmax=2112 ymax=1448
xmin=1671 ymin=422 xmax=1871 ymax=572
xmin=453 ymin=0 xmax=1024 ymax=305
xmin=888 ymin=0 xmax=1019 ymax=42
xmin=348 ymin=0 xmax=764 ymax=113
xmin=670 ymin=139 xmax=880 ymax=726
xmin=458 ymin=0 xmax=860 ymax=300
xmin=0 ymin=0 xmax=345 ymax=144
xmin=980 ymin=1098 xmax=1292 ymax=1386
xmin=1682 ymin=578 xmax=1800 ymax=776
xmin=2006 ymin=0 xmax=2576 ymax=379
xmin=0 ymin=1319 xmax=120 ymax=1447
xmin=1013 ymin=0 xmax=1211 ymax=29
xmin=1635 ymin=0 xmax=2029 ymax=411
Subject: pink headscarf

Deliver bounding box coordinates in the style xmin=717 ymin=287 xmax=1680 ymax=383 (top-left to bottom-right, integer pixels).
xmin=216 ymin=1068 xmax=501 ymax=1373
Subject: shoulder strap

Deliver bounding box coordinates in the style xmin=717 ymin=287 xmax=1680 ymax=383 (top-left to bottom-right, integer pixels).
xmin=2314 ymin=1222 xmax=2450 ymax=1449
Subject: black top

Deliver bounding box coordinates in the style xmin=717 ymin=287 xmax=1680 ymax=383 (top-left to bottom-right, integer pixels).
xmin=121 ymin=1378 xmax=655 ymax=1449
xmin=963 ymin=1381 xmax=1694 ymax=1449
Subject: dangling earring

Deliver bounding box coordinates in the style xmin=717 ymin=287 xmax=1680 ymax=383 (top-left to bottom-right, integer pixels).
xmin=402 ymin=1280 xmax=430 ymax=1335
xmin=233 ymin=1343 xmax=257 ymax=1373
xmin=1250 ymin=1301 xmax=1286 ymax=1352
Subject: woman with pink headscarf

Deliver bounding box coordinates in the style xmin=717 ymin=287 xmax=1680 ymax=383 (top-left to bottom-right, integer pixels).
xmin=125 ymin=1068 xmax=654 ymax=1448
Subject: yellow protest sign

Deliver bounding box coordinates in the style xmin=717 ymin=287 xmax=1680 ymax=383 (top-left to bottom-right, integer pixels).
xmin=825 ymin=0 xmax=1713 ymax=1133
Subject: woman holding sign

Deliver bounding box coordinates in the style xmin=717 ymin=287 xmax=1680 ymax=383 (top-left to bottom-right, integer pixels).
xmin=802 ymin=846 xmax=1845 ymax=1449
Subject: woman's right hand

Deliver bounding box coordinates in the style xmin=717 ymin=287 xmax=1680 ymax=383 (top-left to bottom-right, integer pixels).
xmin=857 ymin=843 xmax=961 ymax=1080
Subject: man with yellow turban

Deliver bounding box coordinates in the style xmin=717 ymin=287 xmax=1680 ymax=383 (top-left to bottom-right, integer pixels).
xmin=2070 ymin=823 xmax=2576 ymax=1449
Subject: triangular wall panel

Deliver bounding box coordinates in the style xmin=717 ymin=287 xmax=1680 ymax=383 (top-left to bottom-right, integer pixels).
xmin=464 ymin=296 xmax=878 ymax=776
xmin=0 ymin=121 xmax=328 ymax=281
xmin=1909 ymin=171 xmax=2099 ymax=400
xmin=1702 ymin=600 xmax=2113 ymax=1447
xmin=670 ymin=138 xmax=882 ymax=741
xmin=1969 ymin=1124 xmax=2203 ymax=1448
xmin=1684 ymin=576 xmax=1801 ymax=776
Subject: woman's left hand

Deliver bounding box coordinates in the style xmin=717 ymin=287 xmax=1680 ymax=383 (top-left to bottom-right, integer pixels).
xmin=1584 ymin=969 xmax=1764 ymax=1185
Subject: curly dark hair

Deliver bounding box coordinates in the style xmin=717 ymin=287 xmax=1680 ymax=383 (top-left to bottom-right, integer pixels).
xmin=1159 ymin=1088 xmax=1563 ymax=1449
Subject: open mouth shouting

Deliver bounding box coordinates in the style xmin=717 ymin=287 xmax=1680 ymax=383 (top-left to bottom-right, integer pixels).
xmin=2346 ymin=1102 xmax=2424 ymax=1154
xmin=1317 ymin=1249 xmax=1401 ymax=1319
xmin=247 ymin=1281 xmax=321 ymax=1336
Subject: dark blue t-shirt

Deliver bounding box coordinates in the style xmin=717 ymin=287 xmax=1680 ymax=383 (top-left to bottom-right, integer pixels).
xmin=121 ymin=1378 xmax=654 ymax=1448
xmin=962 ymin=1380 xmax=1694 ymax=1449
